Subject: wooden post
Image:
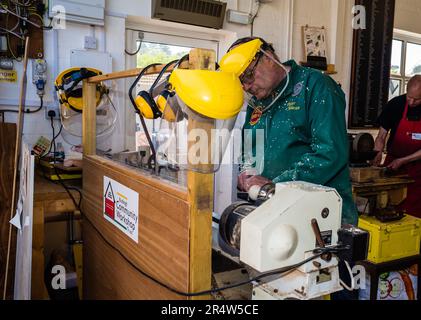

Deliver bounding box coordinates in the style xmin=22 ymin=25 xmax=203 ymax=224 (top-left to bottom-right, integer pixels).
xmin=187 ymin=49 xmax=216 ymax=299
xmin=82 ymin=80 xmax=97 ymax=156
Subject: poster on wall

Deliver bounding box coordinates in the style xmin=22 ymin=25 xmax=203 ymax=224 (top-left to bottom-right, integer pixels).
xmin=103 ymin=176 xmax=139 ymax=243
xmin=303 ymin=25 xmax=327 ymax=58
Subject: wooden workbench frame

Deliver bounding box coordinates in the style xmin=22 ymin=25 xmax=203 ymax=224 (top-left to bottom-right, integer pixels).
xmin=81 ymin=49 xmax=215 ymax=300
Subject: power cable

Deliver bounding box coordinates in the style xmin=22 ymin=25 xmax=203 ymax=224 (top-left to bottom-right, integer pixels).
xmin=0 ymin=96 xmax=45 ymax=114
xmin=250 ymin=0 xmax=261 ymax=37
xmin=125 ymin=32 xmax=144 ymax=56
xmin=24 ymin=95 xmax=43 ymax=113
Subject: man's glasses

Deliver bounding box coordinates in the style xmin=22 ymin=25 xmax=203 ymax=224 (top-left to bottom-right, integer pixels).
xmin=239 ymin=53 xmax=262 ymax=85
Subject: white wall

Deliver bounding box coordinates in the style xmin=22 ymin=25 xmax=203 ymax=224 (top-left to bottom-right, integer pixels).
xmin=1 ymin=9 xmax=127 ymax=154
xmin=395 ymin=0 xmax=421 ymax=35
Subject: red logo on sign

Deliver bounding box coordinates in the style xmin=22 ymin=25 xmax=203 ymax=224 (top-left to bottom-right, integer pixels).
xmin=104 ymin=182 xmax=115 ymax=219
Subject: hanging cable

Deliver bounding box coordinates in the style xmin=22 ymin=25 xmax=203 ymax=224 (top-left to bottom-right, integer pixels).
xmin=24 ymin=95 xmax=43 ymax=113
xmin=1 ymin=4 xmax=43 ymax=29
xmin=125 ymin=32 xmax=144 ymax=56
xmin=0 ymin=26 xmax=25 ymax=40
xmin=0 ymin=96 xmax=44 ymax=114
xmin=340 ymin=260 xmax=356 ymax=291
xmin=9 ymin=0 xmax=36 ymax=7
xmin=250 ymin=0 xmax=261 ymax=37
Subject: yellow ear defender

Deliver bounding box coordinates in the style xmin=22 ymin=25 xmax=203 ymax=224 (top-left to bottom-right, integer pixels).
xmin=55 ymin=67 xmax=106 ymax=113
xmin=156 ymin=89 xmax=184 ymax=122
xmin=135 ymin=90 xmax=163 ymax=119
xmin=133 ymin=59 xmax=183 ymax=120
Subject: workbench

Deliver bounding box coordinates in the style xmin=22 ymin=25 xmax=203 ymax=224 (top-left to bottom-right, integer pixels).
xmin=32 ymin=174 xmax=81 ymax=299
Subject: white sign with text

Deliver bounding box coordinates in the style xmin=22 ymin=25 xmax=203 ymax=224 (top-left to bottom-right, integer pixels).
xmin=103 ymin=176 xmax=139 ymax=243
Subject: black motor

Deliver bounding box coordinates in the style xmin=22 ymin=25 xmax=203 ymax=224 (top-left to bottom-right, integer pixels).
xmin=348 ymin=133 xmax=377 ymax=167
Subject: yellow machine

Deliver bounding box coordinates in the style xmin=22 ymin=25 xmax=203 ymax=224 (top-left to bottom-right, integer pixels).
xmin=359 ymin=215 xmax=421 ymax=263
xmin=349 ymin=133 xmax=421 ymax=264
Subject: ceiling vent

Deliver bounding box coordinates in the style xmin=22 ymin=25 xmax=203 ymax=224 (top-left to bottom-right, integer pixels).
xmin=152 ymin=0 xmax=227 ymax=29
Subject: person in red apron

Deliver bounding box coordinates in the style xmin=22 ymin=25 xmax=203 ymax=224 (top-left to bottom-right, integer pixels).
xmin=374 ymin=75 xmax=421 ymax=218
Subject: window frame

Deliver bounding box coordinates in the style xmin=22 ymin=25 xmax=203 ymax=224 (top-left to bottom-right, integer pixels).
xmin=125 ymin=28 xmax=223 ymax=152
xmin=391 ymin=30 xmax=421 ymax=97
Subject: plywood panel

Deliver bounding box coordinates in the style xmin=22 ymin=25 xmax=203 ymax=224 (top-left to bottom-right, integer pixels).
xmin=0 ymin=123 xmax=17 ymax=299
xmin=83 ymin=221 xmax=185 ymax=300
xmin=83 ymin=156 xmax=190 ymax=299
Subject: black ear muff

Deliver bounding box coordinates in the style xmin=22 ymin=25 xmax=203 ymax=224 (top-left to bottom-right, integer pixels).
xmin=135 ymin=91 xmax=162 ymax=119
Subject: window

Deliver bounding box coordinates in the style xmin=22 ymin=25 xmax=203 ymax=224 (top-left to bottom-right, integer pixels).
xmin=390 ymin=34 xmax=421 ymax=100
xmin=135 ymin=42 xmax=192 ymax=150
xmin=136 ymin=42 xmax=191 ymax=89
xmin=129 ymin=31 xmax=219 ymax=151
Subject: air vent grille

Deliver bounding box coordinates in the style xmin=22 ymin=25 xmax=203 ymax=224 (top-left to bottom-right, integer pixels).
xmin=160 ymin=0 xmax=223 ymax=17
xmin=152 ymin=0 xmax=227 ymax=29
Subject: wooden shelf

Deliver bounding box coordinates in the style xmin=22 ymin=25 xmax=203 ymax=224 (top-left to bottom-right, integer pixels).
xmin=299 ymin=61 xmax=337 ymax=74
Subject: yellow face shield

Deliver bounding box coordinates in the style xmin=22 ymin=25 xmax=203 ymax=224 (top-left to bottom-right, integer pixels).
xmin=55 ymin=67 xmax=106 ymax=113
xmin=168 ymin=69 xmax=244 ymax=120
xmin=218 ymin=38 xmax=263 ymax=76
xmin=154 ymin=69 xmax=244 ymax=174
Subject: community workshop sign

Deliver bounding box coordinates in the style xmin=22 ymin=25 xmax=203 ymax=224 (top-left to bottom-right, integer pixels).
xmin=103 ymin=176 xmax=139 ymax=243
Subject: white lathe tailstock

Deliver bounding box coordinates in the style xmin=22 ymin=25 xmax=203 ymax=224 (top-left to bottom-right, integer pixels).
xmin=218 ymin=182 xmax=369 ymax=300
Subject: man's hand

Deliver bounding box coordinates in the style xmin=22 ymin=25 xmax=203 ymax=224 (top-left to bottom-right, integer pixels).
xmin=238 ymin=171 xmax=271 ymax=192
xmin=371 ymin=151 xmax=383 ymax=167
xmin=387 ymin=158 xmax=407 ymax=171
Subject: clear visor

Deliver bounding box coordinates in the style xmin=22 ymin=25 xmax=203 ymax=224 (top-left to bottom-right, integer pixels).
xmin=155 ymin=94 xmax=238 ymax=174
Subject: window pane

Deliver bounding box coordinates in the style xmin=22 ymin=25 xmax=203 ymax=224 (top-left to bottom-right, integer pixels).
xmin=136 ymin=42 xmax=191 ymax=91
xmin=137 ymin=42 xmax=191 ymax=68
xmin=389 ymin=79 xmax=401 ymax=100
xmin=135 ymin=42 xmax=191 ymax=151
xmin=391 ymin=40 xmax=403 ymax=75
xmin=405 ymin=42 xmax=421 ymax=76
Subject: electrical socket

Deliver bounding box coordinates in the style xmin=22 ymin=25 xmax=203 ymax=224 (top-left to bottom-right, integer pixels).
xmin=226 ymin=9 xmax=252 ymax=25
xmin=84 ymin=36 xmax=97 ymax=50
xmin=45 ymin=103 xmax=60 ymax=120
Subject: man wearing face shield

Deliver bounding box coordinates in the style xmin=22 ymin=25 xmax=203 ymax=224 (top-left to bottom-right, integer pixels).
xmin=219 ymin=37 xmax=357 ymax=227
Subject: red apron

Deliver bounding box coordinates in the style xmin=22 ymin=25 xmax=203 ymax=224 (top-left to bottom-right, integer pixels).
xmin=384 ymin=102 xmax=421 ymax=218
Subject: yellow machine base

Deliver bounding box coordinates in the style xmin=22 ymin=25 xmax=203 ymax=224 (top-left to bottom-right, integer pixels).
xmin=358 ymin=215 xmax=421 ymax=264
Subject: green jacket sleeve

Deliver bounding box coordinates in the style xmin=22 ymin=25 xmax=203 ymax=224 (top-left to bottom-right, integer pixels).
xmin=272 ymin=75 xmax=349 ymax=185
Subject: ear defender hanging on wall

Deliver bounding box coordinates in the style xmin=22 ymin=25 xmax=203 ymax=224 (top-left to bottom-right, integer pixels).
xmin=55 ymin=67 xmax=107 ymax=113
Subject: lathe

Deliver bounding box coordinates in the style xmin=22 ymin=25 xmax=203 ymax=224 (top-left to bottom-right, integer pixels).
xmin=216 ymin=181 xmax=369 ymax=300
